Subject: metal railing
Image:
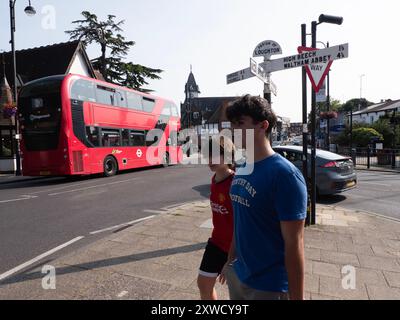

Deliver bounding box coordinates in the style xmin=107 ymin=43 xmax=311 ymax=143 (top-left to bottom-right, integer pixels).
xmin=338 ymin=147 xmax=400 ymax=170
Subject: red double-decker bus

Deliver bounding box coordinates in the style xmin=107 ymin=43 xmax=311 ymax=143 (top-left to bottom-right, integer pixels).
xmin=18 ymin=74 xmax=182 ymax=177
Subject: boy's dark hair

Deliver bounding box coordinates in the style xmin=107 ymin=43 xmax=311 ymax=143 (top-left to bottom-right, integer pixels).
xmin=226 ymin=94 xmax=277 ymax=134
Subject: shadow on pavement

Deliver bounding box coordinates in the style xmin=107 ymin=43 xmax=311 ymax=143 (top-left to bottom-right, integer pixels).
xmin=0 ymin=165 xmax=169 ymax=190
xmin=192 ymin=184 xmax=210 ymax=199
xmin=317 ymin=194 xmax=347 ymax=205
xmin=0 ymin=242 xmax=207 ymax=287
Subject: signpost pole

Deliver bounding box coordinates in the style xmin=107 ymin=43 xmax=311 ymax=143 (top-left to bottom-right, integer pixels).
xmin=326 ymin=42 xmax=331 ymax=151
xmin=301 ymin=24 xmax=310 ymax=226
xmin=310 ymin=21 xmax=317 ymax=225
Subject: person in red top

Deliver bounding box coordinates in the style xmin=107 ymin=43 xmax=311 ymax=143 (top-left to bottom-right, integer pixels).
xmin=197 ymin=136 xmax=235 ymax=300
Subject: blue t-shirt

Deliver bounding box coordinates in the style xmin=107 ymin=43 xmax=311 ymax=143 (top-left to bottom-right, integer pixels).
xmin=230 ymin=153 xmax=307 ymax=292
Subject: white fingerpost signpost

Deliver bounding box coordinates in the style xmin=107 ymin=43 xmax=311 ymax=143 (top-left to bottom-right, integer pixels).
xmin=226 ymin=40 xmax=282 ymax=104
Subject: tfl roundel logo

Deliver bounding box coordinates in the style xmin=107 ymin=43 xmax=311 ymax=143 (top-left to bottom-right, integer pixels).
xmin=136 ymin=149 xmax=143 ymax=158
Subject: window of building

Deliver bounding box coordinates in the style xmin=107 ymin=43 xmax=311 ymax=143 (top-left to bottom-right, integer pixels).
xmin=0 ymin=129 xmax=13 ymax=157
xmin=101 ymin=129 xmax=121 ymax=147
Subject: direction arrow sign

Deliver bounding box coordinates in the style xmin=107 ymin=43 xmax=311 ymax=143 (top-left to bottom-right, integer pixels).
xmin=226 ymin=67 xmax=254 ymax=84
xmin=298 ymin=46 xmax=333 ymax=93
xmin=262 ymin=43 xmax=348 ymax=73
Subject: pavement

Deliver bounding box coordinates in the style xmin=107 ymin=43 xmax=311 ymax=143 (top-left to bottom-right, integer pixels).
xmin=0 ymin=199 xmax=400 ymax=300
xmin=355 ymin=164 xmax=400 ymax=173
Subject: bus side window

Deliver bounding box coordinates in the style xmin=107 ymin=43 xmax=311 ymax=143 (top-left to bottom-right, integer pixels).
xmin=122 ymin=129 xmax=130 ymax=146
xmin=161 ymin=102 xmax=171 ymax=116
xmin=71 ymin=79 xmax=96 ymax=102
xmin=142 ymin=97 xmax=156 ymax=113
xmin=101 ymin=129 xmax=121 ymax=147
xmin=86 ymin=127 xmax=100 ymax=147
xmin=96 ymin=86 xmax=116 ymax=106
xmin=114 ymin=90 xmax=127 ymax=108
xmin=126 ymin=91 xmax=143 ymax=111
xmin=130 ymin=131 xmax=145 ymax=147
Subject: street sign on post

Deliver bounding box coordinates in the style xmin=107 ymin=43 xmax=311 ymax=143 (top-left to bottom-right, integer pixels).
xmin=253 ymin=40 xmax=282 ymax=60
xmin=227 ymin=40 xmax=282 ymax=100
xmin=226 ymin=67 xmax=254 ymax=84
xmin=262 ymin=43 xmax=348 ymax=73
xmin=298 ymin=46 xmax=333 ymax=93
xmin=316 ymin=81 xmax=326 ymax=103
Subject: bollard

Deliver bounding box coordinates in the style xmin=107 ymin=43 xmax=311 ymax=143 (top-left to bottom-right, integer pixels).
xmin=351 ymin=148 xmax=357 ymax=167
xmin=392 ymin=150 xmax=396 ymax=169
xmin=367 ymin=147 xmax=371 ymax=169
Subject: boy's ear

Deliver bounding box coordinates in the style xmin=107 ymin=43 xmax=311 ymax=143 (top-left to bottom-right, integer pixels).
xmin=260 ymin=120 xmax=270 ymax=131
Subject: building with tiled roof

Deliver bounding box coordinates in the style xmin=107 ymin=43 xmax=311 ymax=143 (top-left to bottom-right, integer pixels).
xmin=352 ymin=99 xmax=400 ymax=124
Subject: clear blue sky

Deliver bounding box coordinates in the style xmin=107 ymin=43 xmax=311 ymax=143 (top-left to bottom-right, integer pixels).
xmin=1 ymin=0 xmax=399 ymax=122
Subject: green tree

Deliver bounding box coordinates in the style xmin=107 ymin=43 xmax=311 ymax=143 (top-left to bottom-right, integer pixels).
xmin=339 ymin=98 xmax=374 ymax=113
xmin=352 ymin=127 xmax=383 ymax=147
xmin=65 ymin=11 xmax=162 ymax=92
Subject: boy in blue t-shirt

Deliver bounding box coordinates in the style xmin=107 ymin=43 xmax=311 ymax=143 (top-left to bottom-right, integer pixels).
xmin=218 ymin=95 xmax=307 ymax=300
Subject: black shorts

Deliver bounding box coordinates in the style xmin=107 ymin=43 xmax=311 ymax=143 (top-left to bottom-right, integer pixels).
xmin=199 ymin=239 xmax=228 ymax=278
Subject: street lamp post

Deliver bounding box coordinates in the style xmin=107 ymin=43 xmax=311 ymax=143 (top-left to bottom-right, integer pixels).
xmin=309 ymin=14 xmax=343 ymax=225
xmin=9 ymin=0 xmax=36 ymax=176
xmin=350 ymin=74 xmax=365 ymax=159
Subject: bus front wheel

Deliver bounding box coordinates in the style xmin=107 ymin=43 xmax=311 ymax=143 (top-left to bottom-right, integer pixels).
xmin=104 ymin=156 xmax=118 ymax=177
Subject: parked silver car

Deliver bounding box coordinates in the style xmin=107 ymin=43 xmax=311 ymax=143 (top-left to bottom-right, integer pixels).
xmin=273 ymin=145 xmax=357 ymax=196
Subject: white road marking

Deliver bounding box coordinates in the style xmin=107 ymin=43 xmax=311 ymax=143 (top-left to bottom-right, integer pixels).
xmin=142 ymin=209 xmax=167 ymax=214
xmin=0 ymin=195 xmax=38 ymax=204
xmin=48 ymin=178 xmax=139 ymax=196
xmin=89 ymin=215 xmax=155 ymax=235
xmin=28 ymin=179 xmax=108 ymax=195
xmin=0 ymin=236 xmax=84 ymax=282
xmin=117 ymin=291 xmax=129 ymax=298
xmin=163 ymin=202 xmax=190 ymax=210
